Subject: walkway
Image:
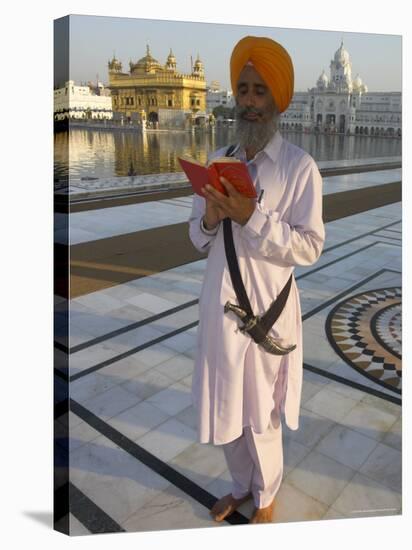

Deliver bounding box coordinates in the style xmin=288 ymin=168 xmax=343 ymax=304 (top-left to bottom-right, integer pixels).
xmin=54 ymin=193 xmax=402 ymax=534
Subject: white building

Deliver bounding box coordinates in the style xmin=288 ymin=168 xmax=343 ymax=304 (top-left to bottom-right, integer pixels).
xmin=54 ymin=80 xmax=113 ymax=121
xmin=279 ymin=41 xmax=401 ymax=137
xmin=206 ymin=81 xmax=235 ymax=114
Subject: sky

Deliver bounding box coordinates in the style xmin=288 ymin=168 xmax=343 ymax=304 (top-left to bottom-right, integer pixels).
xmin=59 ymin=14 xmax=402 ymax=93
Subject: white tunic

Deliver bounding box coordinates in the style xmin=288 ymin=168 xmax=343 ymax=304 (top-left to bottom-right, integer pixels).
xmin=188 ymin=130 xmax=326 ymax=445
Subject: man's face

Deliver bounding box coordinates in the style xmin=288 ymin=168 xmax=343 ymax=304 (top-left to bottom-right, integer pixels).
xmin=235 ymin=65 xmax=277 ymax=122
xmin=234 ymin=64 xmax=279 ymax=153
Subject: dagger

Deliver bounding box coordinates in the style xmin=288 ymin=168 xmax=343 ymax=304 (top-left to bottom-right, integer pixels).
xmin=224 ymin=301 xmax=297 ymax=356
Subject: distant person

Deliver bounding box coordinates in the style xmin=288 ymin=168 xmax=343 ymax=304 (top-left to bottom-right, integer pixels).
xmin=188 ymin=35 xmax=325 ymax=523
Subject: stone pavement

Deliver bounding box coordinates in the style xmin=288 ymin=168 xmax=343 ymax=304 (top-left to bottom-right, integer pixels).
xmin=54 ymin=178 xmax=402 ymax=535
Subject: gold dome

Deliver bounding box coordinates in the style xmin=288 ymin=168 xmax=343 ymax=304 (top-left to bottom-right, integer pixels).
xmin=131 ymin=45 xmax=163 ymax=73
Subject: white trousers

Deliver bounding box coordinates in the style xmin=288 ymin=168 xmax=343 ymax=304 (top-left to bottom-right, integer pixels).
xmin=222 ymin=406 xmax=283 ymax=509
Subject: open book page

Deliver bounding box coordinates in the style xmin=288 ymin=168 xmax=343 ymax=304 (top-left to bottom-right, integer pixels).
xmin=208 ymin=156 xmax=242 ymax=165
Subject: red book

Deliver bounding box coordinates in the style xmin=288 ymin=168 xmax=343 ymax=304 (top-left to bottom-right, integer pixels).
xmin=178 ymin=155 xmax=257 ymax=198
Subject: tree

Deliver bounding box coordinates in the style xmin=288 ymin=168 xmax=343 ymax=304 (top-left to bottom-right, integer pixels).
xmin=213 ymin=105 xmax=235 ymax=120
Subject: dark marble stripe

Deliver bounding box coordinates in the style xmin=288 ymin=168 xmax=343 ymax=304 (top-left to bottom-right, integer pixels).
xmin=301 ymin=269 xmax=399 ymax=321
xmin=69 ymin=482 xmax=126 ymax=534
xmin=58 ymin=217 xmax=401 ymax=355
xmin=370 ymin=233 xmax=402 ymax=242
xmin=70 ymin=321 xmax=199 ymax=381
xmin=65 ymin=234 xmax=395 ymax=356
xmin=70 ymin=399 xmax=249 ymax=526
xmin=303 ymin=363 xmax=401 ymax=405
xmin=322 ymin=219 xmax=401 ymax=253
xmin=294 ymin=241 xmax=378 ymax=280
xmin=71 ymin=299 xmax=199 ymax=354
xmin=70 ymin=266 xmax=401 ymax=386
xmin=70 ymin=270 xmax=402 ymax=404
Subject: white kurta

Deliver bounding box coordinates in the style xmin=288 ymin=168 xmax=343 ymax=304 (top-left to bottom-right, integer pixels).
xmin=188 ymin=130 xmax=326 ymax=445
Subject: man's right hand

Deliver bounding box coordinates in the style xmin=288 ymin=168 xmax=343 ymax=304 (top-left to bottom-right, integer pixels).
xmin=202 ymin=189 xmax=227 ymax=229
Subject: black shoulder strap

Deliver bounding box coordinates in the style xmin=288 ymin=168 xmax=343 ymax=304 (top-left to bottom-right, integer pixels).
xmin=226 ymin=144 xmax=237 ymax=157
xmin=223 ymin=140 xmax=293 ymax=334
xmin=260 ymin=274 xmax=293 ymax=332
xmin=223 ymin=216 xmax=293 ymax=329
xmin=223 ymin=217 xmax=254 ymax=318
xmin=223 ymin=142 xmax=253 ymax=316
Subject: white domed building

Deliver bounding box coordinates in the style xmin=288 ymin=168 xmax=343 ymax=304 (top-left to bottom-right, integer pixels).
xmin=329 ymin=41 xmax=353 ymax=93
xmin=316 ymin=70 xmax=329 ymax=91
xmin=279 ymin=41 xmax=401 ymax=137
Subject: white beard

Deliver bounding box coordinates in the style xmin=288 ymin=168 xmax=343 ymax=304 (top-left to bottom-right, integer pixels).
xmin=234 ymin=104 xmax=280 ymax=153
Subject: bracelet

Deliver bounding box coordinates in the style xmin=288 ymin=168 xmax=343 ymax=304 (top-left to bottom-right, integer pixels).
xmin=200 ymin=216 xmax=220 ymax=235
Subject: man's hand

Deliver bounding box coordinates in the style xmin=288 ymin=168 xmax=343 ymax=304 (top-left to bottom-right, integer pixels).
xmin=202 ymin=177 xmax=256 ymax=226
xmin=203 ymin=190 xmax=227 ymax=229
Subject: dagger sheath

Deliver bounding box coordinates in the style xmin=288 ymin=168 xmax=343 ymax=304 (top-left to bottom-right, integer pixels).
xmin=224 ymin=301 xmax=297 ymax=355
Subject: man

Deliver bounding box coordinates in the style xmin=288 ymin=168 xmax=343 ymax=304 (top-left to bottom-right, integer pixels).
xmin=188 ymin=36 xmax=325 ymax=524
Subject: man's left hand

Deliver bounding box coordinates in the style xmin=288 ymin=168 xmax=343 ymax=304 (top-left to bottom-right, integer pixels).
xmin=202 ymin=177 xmax=256 ymax=226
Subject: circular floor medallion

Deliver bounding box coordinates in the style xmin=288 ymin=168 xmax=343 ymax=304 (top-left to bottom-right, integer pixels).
xmin=325 ymin=287 xmax=402 ymax=394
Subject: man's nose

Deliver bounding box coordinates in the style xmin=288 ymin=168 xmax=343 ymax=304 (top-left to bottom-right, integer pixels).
xmin=244 ymin=92 xmax=256 ymax=107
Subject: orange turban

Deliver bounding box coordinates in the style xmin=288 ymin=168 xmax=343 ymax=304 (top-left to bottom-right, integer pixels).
xmin=230 ymin=36 xmax=294 ymax=113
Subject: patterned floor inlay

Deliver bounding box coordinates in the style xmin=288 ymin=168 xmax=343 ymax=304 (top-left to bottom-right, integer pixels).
xmin=326 ymin=287 xmax=402 ymax=394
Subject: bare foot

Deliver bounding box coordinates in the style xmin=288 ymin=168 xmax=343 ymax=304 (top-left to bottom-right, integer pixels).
xmin=210 ymin=493 xmax=252 ymax=522
xmin=249 ymin=498 xmax=275 ymax=523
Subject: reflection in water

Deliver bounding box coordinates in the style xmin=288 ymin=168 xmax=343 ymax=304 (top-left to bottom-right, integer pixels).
xmin=54 ymin=127 xmax=401 ymax=180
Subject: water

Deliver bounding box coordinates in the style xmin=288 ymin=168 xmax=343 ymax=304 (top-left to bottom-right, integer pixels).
xmin=54 ymin=127 xmax=401 ymax=181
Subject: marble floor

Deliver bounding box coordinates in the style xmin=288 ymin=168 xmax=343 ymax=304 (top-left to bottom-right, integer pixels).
xmin=54 ymin=199 xmax=402 ymax=535
xmin=54 ymin=167 xmax=401 ymax=245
